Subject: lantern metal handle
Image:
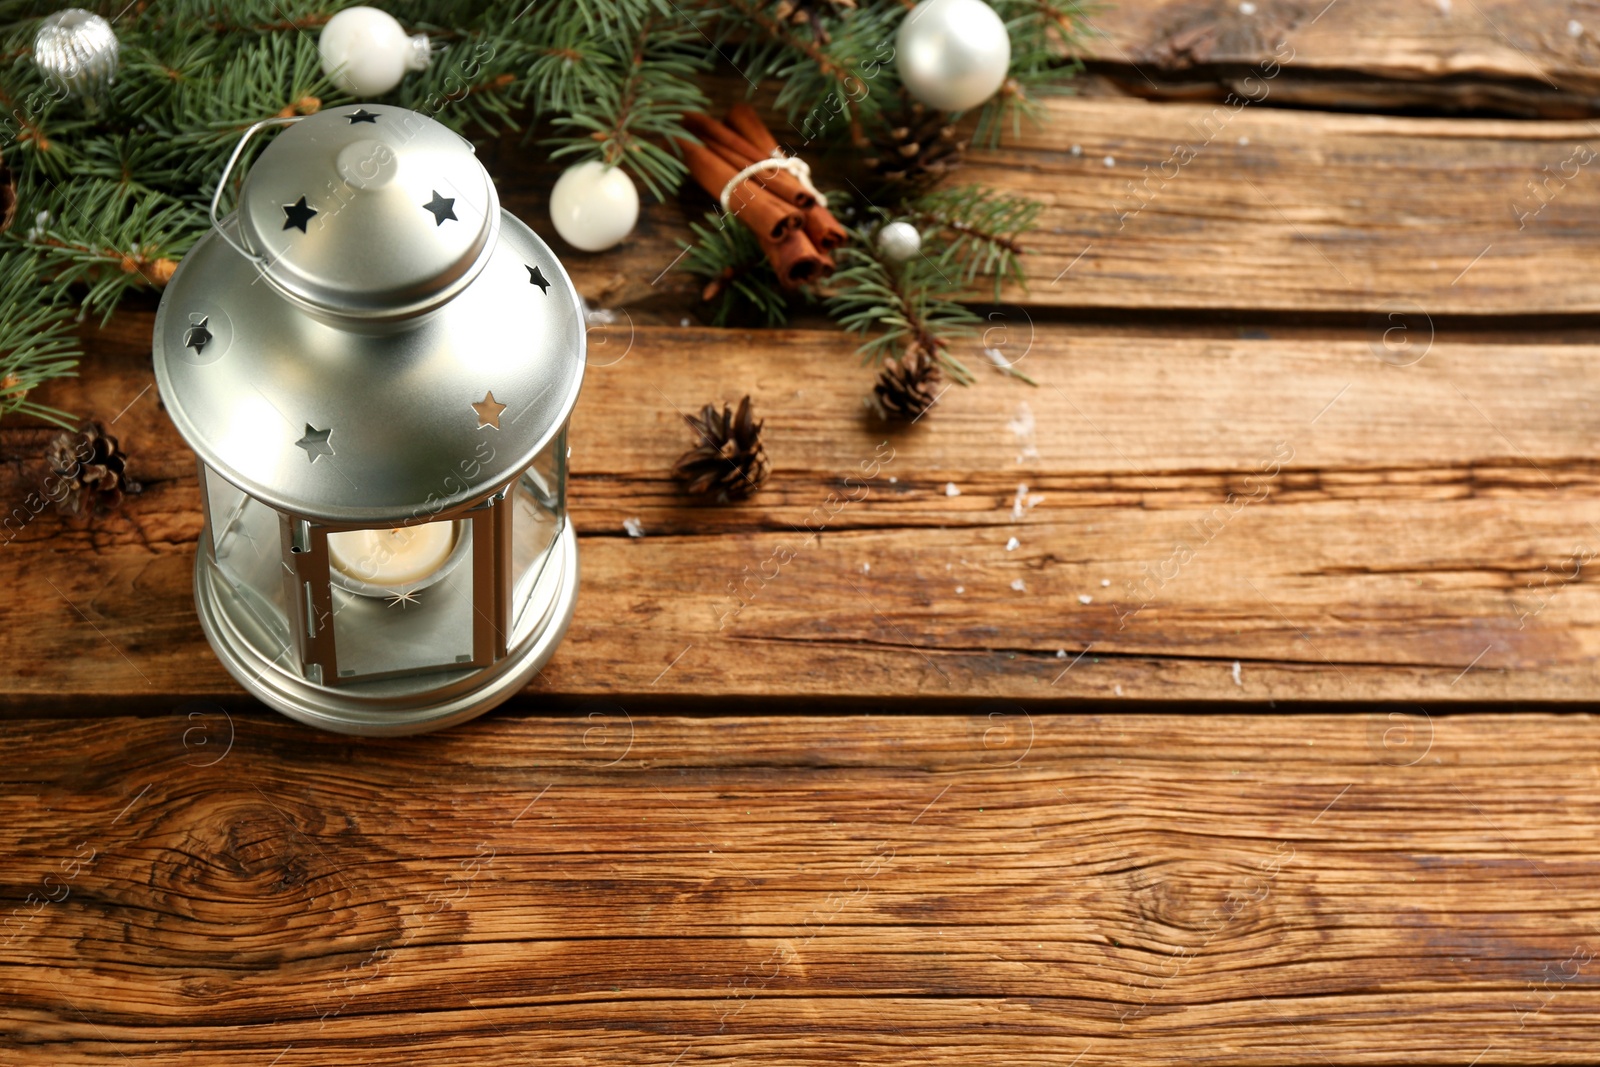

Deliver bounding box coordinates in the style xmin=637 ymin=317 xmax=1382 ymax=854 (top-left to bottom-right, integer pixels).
xmin=209 ymin=115 xmax=306 ymax=267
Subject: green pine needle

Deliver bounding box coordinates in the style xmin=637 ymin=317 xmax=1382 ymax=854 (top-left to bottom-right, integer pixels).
xmin=975 ymin=0 xmax=1089 ymax=147
xmin=908 ymin=184 xmax=1041 ymax=300
xmin=679 ymin=212 xmax=792 ymax=327
xmin=826 ymin=225 xmax=981 ymax=384
xmin=0 ymin=250 xmax=80 ymax=430
xmin=0 ymin=0 xmax=1080 ymax=424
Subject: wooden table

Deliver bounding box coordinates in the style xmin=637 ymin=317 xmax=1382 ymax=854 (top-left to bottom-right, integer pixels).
xmin=4 ymin=4 xmax=1600 ymax=1062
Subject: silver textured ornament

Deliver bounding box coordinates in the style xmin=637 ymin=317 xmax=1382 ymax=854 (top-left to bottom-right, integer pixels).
xmin=876 ymin=221 xmax=922 ymax=263
xmin=33 ymin=9 xmax=119 ymax=100
xmin=896 ymin=0 xmax=1011 ymax=113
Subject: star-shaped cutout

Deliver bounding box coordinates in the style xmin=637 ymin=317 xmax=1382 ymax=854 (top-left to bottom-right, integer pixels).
xmin=282 ymin=196 xmax=317 ymax=233
xmin=386 ymin=589 xmax=420 ymax=609
xmin=294 ymin=424 xmax=334 ymax=462
xmin=526 ymin=265 xmax=550 ymax=293
xmin=472 ymin=390 xmax=507 ymax=430
xmin=423 ymin=190 xmax=457 ymax=226
xmin=346 ymin=108 xmax=379 ymax=124
xmin=184 ymin=315 xmax=212 ymax=354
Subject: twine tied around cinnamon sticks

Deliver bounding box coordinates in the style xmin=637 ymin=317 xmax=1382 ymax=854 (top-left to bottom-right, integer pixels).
xmin=675 ymin=104 xmax=848 ymax=290
xmin=718 ymin=154 xmax=827 ymax=214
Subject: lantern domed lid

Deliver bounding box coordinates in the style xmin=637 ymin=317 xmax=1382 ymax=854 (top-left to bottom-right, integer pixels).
xmin=152 ymin=106 xmax=585 ymax=527
xmin=234 ymin=105 xmax=498 ymax=323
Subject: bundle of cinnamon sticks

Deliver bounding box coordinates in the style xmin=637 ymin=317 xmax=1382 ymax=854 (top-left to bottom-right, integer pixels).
xmin=674 ymin=104 xmax=848 ymax=290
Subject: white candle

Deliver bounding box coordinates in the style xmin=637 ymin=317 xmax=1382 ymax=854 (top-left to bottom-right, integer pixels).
xmin=327 ymin=522 xmax=455 ymax=589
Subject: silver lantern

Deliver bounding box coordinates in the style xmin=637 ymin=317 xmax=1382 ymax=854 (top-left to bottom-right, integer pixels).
xmin=153 ymin=105 xmax=585 ymax=736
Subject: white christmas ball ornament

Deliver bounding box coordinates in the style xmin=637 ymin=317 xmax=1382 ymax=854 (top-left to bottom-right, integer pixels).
xmin=877 ymin=221 xmax=922 ymax=263
xmin=549 ymin=161 xmax=640 ymax=253
xmin=319 ymin=6 xmax=430 ymax=97
xmin=896 ymin=0 xmax=1012 ymax=113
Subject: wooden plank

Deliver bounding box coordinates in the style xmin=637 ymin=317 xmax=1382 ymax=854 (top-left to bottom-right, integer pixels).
xmin=3 ymin=711 xmax=1599 ymax=1064
xmin=4 ymin=314 xmax=1598 ymax=708
xmin=974 ymin=99 xmax=1600 ymax=314
xmin=489 ymin=98 xmax=1600 ymax=317
xmin=1080 ymin=0 xmax=1600 ymax=116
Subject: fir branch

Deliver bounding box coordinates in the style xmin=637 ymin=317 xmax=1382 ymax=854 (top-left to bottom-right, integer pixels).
xmin=32 ymin=233 xmax=179 ymax=289
xmin=714 ymin=0 xmax=901 ymax=148
xmin=826 ymin=228 xmax=980 ymax=384
xmin=975 ymin=0 xmax=1087 ymax=145
xmin=0 ymin=0 xmax=1083 ymax=419
xmin=122 ymin=0 xmax=334 ymax=35
xmin=526 ymin=24 xmax=618 ymax=118
xmin=679 ymin=211 xmax=790 ymax=327
xmin=721 ymin=0 xmax=849 ymax=84
xmin=18 ymin=179 xmax=199 ymax=321
xmin=0 ymin=249 xmax=78 ymax=429
xmin=908 ymin=183 xmax=1041 ymax=298
xmin=393 ymin=15 xmax=539 ymax=133
xmin=544 ymin=6 xmax=708 ymax=199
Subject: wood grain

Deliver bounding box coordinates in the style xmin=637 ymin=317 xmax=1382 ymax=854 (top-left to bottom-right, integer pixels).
xmin=3 ymin=711 xmax=1598 ymax=1065
xmin=5 ymin=313 xmax=1598 ymax=708
xmin=6 ymin=21 xmax=1600 ymax=1065
xmin=1081 ymin=0 xmax=1600 ymax=116
xmin=970 ymin=99 xmax=1600 ymax=314
xmin=488 ymin=97 xmax=1600 ymax=317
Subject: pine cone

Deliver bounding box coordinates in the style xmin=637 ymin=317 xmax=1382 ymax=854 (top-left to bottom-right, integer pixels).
xmin=44 ymin=421 xmax=140 ymax=519
xmin=673 ymin=395 xmax=770 ymax=502
xmin=863 ymin=102 xmax=967 ymax=190
xmin=873 ymin=343 xmax=944 ymax=421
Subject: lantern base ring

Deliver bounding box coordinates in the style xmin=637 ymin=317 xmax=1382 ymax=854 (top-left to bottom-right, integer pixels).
xmin=194 ymin=524 xmax=578 ymax=736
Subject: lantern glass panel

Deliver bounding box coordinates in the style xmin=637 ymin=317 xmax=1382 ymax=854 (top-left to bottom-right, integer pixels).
xmin=511 ymin=427 xmax=567 ymax=634
xmin=204 ymin=466 xmax=291 ymax=647
xmin=325 ymin=518 xmax=479 ymax=681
